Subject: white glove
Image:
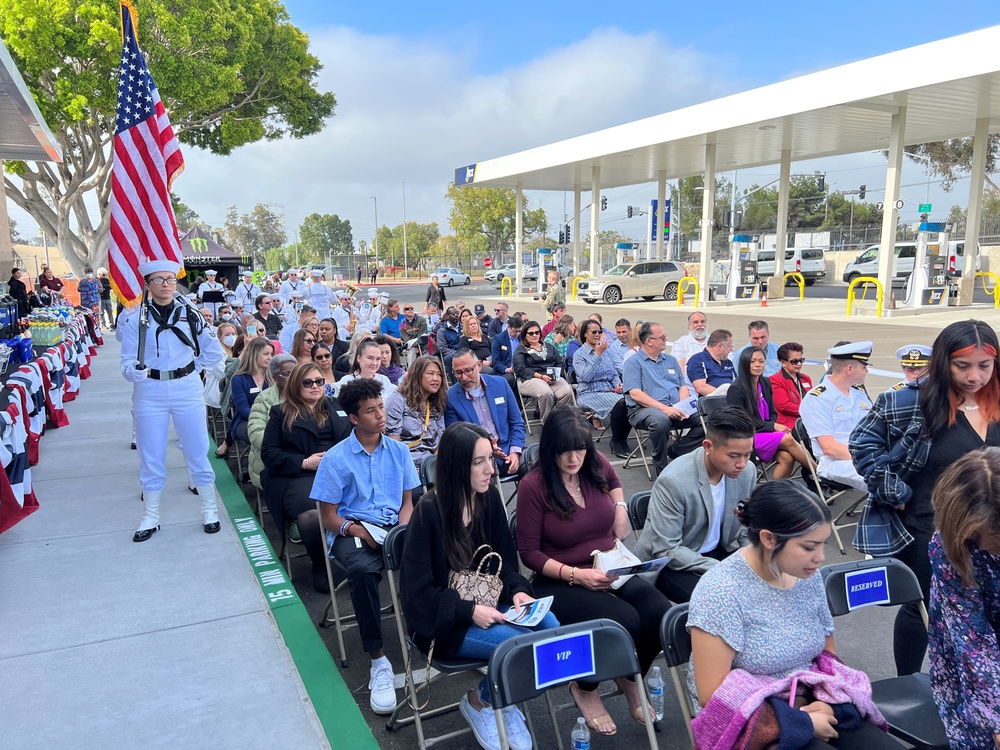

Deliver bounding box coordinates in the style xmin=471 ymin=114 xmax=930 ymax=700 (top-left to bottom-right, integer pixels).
xmin=124 ymin=362 xmax=148 ymax=382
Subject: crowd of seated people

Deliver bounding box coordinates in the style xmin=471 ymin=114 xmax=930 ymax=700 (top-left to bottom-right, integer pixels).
xmin=206 ymin=280 xmax=996 ymax=749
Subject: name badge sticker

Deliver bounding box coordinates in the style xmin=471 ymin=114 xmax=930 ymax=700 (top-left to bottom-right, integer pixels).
xmin=250 ymin=387 xmax=262 ymax=394
xmin=844 ymin=566 xmax=891 ymax=610
xmin=336 ymin=410 xmax=347 ymax=417
xmin=495 ymin=397 xmax=505 ymax=404
xmin=501 ymin=346 xmax=508 ymax=351
xmin=533 ymin=630 xmax=596 ymax=690
xmin=668 ymin=369 xmax=676 ymax=375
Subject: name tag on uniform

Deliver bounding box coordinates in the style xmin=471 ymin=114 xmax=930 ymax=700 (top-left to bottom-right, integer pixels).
xmin=250 ymin=387 xmax=262 ymax=394
xmin=501 ymin=346 xmax=508 ymax=351
xmin=668 ymin=369 xmax=676 ymax=375
xmin=495 ymin=397 xmax=505 ymax=404
xmin=336 ymin=410 xmax=347 ymax=417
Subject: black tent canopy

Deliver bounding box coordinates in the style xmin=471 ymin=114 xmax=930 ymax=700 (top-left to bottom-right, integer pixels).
xmin=178 ymin=228 xmax=249 ymax=288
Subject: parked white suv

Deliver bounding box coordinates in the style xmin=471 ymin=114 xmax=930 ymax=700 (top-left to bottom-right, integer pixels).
xmin=577 ymin=260 xmax=687 ymax=304
xmin=754 ymin=248 xmax=826 ymax=286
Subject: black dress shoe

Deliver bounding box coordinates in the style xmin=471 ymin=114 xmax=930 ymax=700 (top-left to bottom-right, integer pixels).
xmin=203 ymin=522 xmax=221 ymax=534
xmin=188 ymin=486 xmax=199 ymax=495
xmin=610 ymin=442 xmax=632 ymax=459
xmin=133 ymin=526 xmax=159 ymax=542
xmin=130 ymin=442 xmax=137 ymax=450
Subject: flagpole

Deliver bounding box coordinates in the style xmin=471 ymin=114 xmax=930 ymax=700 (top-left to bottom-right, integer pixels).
xmin=402 ymin=178 xmax=408 ymax=279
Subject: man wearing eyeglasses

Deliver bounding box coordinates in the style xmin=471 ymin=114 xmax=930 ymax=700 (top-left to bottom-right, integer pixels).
xmin=487 ymin=302 xmax=509 ymax=337
xmin=622 ymin=321 xmax=706 ymax=474
xmin=490 ymin=314 xmax=522 ymax=391
xmin=445 ymin=349 xmax=525 ymax=477
xmin=252 ymin=294 xmax=283 ymax=339
xmin=769 ymin=342 xmax=813 ymax=430
xmin=121 ymin=259 xmax=226 ymax=543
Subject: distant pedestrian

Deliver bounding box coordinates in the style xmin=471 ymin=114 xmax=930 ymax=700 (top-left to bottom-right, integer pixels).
xmin=370 ymin=265 xmax=379 ymax=285
xmin=356 ymin=263 xmax=362 ymax=284
xmin=97 ymin=268 xmax=114 ymax=328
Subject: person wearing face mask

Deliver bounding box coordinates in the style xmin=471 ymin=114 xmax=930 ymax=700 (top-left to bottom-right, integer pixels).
xmin=78 ymin=266 xmax=101 ymax=314
xmin=670 ymin=311 xmax=709 ymax=369
xmin=217 ymin=305 xmax=234 ymax=323
xmin=97 ymin=268 xmax=114 ymax=327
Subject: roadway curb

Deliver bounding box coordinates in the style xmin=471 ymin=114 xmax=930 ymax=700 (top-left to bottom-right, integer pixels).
xmin=211 ymin=453 xmax=379 ymax=750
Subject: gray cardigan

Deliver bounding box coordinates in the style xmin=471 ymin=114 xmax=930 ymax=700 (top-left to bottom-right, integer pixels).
xmin=635 ymin=446 xmax=753 ymax=574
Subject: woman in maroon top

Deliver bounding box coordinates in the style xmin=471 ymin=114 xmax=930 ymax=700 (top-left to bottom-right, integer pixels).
xmin=516 ymin=405 xmax=669 ymax=736
xmin=769 ymin=341 xmax=813 ymax=430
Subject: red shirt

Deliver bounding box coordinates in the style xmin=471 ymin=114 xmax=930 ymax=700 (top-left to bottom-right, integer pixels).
xmin=769 ymin=369 xmax=813 ymax=429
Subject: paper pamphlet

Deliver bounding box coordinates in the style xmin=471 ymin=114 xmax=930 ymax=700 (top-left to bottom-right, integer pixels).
xmin=503 ymin=596 xmax=554 ymax=627
xmin=675 ymin=396 xmax=699 ymax=418
xmin=360 ymin=521 xmax=388 ymax=545
xmin=605 ymin=556 xmax=671 ymax=577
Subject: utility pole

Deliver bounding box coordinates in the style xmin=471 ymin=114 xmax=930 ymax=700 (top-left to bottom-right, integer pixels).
xmin=370 ymin=196 xmax=379 ymax=270
xmin=401 ymin=179 xmax=408 ymax=278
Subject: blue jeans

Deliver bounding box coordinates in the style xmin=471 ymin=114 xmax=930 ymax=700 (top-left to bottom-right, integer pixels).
xmin=456 ymin=610 xmax=560 ymax=705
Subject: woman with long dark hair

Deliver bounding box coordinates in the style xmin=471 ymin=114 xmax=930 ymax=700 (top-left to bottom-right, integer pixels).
xmin=689 ymin=480 xmax=898 ymax=749
xmin=290 ymin=326 xmax=317 ymax=363
xmin=517 ymin=405 xmax=668 ymax=736
xmin=374 ymin=334 xmax=405 ymax=385
xmin=311 ymin=342 xmax=338 ymax=396
xmin=727 ymin=346 xmax=814 ymax=479
xmin=215 ymin=336 xmax=274 ymax=458
xmin=333 ymin=338 xmax=396 ymax=400
xmin=385 ymin=355 xmax=446 ymax=469
xmin=512 ymin=319 xmax=574 ymax=423
xmin=852 ymin=318 xmax=1000 ymax=676
xmin=402 ymin=422 xmax=557 ymax=750
xmin=927 ymin=449 xmax=1000 ymax=749
xmin=261 ymin=361 xmax=351 ymax=593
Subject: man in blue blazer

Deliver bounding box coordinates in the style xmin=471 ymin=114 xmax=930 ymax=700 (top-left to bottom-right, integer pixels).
xmin=445 ymin=349 xmax=526 ymax=476
xmin=489 ymin=314 xmax=522 ymax=392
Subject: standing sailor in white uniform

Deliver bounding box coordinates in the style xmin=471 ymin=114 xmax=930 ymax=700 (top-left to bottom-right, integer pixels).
xmin=303 ymin=267 xmax=335 ymax=320
xmin=233 ymin=269 xmax=262 ymax=310
xmin=121 ymin=259 xmax=226 ymax=542
xmin=197 ymin=268 xmax=225 ymax=319
xmin=279 ymin=268 xmax=304 ymax=306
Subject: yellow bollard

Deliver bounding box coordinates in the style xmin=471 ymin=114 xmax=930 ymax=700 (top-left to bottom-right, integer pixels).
xmin=846 ymin=276 xmax=884 ymax=317
xmin=975 ymin=271 xmax=1000 ymax=308
xmin=782 ymin=272 xmax=805 ymax=301
xmin=500 ymin=277 xmax=513 ymax=298
xmin=677 ymin=276 xmax=699 ymax=307
xmin=571 ymin=275 xmax=589 ymax=301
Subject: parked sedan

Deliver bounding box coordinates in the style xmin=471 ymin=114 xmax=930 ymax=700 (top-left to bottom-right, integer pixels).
xmin=524 ymin=263 xmax=574 ymax=281
xmin=432 ymin=267 xmax=471 ymax=286
xmin=485 ymin=263 xmax=517 ymax=282
xmin=577 ymin=260 xmax=688 ymax=304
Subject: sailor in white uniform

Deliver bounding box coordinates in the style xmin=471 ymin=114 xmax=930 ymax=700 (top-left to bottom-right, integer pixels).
xmin=356 ymin=288 xmax=383 ymax=333
xmin=233 ymin=270 xmax=263 ymax=309
xmin=278 ymin=268 xmax=304 ymax=307
xmin=303 ymin=268 xmax=335 ymax=320
xmin=197 ymin=269 xmax=225 ymax=319
xmin=121 ymin=259 xmax=226 ymax=542
xmin=331 ymin=290 xmax=355 ymax=341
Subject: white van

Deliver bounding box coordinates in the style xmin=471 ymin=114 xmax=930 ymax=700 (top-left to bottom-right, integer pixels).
xmin=842 ymin=241 xmax=980 ymax=285
xmin=754 ymin=247 xmax=827 ymax=286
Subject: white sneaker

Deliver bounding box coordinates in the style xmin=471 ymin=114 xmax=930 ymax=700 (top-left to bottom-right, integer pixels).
xmin=368 ymin=662 xmax=396 ymax=714
xmin=459 ymin=693 xmax=501 ymax=750
xmin=502 ymin=705 xmax=533 ymax=750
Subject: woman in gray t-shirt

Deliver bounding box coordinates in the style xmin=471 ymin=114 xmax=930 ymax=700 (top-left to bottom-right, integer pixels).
xmin=688 ymin=481 xmax=900 ymax=748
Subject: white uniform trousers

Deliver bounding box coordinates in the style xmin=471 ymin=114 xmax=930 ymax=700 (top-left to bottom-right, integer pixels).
xmin=817 ymin=455 xmax=867 ymax=492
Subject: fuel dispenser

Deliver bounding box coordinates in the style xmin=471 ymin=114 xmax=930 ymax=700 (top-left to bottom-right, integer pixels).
xmin=905 ymin=223 xmax=950 ymax=308
xmin=725 ymin=242 xmax=759 ymax=300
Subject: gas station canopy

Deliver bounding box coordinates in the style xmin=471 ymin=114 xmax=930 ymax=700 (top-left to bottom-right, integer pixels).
xmin=458 ymin=26 xmax=1000 ymax=191
xmin=0 ymin=40 xmax=60 ymax=162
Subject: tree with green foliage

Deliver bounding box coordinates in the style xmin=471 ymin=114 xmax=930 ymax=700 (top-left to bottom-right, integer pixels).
xmin=170 ymin=193 xmax=211 ymax=235
xmin=299 ymin=213 xmax=353 ymax=259
xmin=0 ymin=0 xmax=335 ymax=275
xmin=905 ymin=139 xmax=999 ymax=193
xmin=221 ymin=204 xmax=286 ymax=266
xmin=445 ymin=183 xmax=547 ymax=258
xmin=377 ymin=221 xmax=440 ymax=270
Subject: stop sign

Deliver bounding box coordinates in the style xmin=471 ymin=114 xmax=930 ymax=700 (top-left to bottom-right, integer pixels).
xmin=484 ymin=257 xmax=492 ymax=268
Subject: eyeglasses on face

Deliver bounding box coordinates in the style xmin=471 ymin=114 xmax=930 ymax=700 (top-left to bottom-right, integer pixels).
xmin=314 ymin=354 xmax=332 ymax=360
xmin=300 ymin=378 xmax=325 ymax=389
xmin=787 ymin=358 xmax=806 ymax=365
xmin=453 ymin=365 xmax=479 ymax=378
xmin=303 ymin=338 xmax=316 ymax=345
xmin=148 ymin=277 xmax=177 ymax=286
xmin=525 ymin=330 xmax=541 ymax=336
xmin=647 ymin=335 xmax=667 ymax=342
xmin=276 ymin=370 xmax=292 ymax=379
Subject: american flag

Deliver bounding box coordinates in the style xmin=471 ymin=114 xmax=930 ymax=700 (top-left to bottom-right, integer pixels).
xmin=108 ymin=0 xmax=185 ymax=306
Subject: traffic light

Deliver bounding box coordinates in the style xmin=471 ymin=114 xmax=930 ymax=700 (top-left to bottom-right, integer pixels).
xmin=627 ymin=206 xmax=634 ymax=218
xmin=558 ymin=230 xmax=566 ymax=245
xmin=564 ymin=224 xmax=571 ymax=244
xmin=600 ymin=196 xmax=608 ymax=211
xmin=859 ymin=184 xmax=867 ymax=200
xmin=817 ymin=174 xmax=825 ymax=192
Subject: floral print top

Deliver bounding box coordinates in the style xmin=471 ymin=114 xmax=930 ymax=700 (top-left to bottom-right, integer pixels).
xmin=928 ymin=532 xmax=1000 ymax=748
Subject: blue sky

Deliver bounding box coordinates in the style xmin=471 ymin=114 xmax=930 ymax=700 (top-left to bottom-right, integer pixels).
xmin=13 ymin=2 xmax=1000 ymax=256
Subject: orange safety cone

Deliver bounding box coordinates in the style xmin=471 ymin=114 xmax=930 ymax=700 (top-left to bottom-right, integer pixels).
xmin=760 ymin=291 xmax=768 ymax=307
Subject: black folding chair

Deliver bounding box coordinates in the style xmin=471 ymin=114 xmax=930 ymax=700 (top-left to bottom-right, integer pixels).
xmin=627 ymin=490 xmax=651 ymax=534
xmin=383 ymin=525 xmax=490 ymax=748
xmin=487 ymin=618 xmax=659 ymax=750
xmin=419 ymin=454 xmax=437 ymax=494
xmin=821 ymin=558 xmax=947 ymax=749
xmin=659 ymin=604 xmax=696 ymax=748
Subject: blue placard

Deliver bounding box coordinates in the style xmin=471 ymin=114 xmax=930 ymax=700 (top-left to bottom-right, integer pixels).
xmin=455 ymin=164 xmax=477 ymax=185
xmin=533 ymin=631 xmax=596 ymax=690
xmin=844 ymin=566 xmax=891 ymax=611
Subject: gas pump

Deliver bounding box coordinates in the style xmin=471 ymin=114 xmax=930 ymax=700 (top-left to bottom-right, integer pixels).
xmin=905 ymin=223 xmax=949 ymax=307
xmin=615 ymin=242 xmax=639 ymax=266
xmin=725 ymin=243 xmax=758 ymax=300
xmin=537 ymin=247 xmax=554 ymax=293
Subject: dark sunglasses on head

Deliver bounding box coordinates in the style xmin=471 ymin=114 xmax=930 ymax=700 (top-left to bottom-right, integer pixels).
xmin=300 ymin=378 xmax=325 ymax=388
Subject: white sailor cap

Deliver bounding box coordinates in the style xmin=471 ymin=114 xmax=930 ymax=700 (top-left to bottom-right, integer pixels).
xmin=335 ymin=290 xmax=350 ymax=300
xmin=896 ymin=344 xmax=931 ymax=367
xmin=827 ymin=341 xmax=874 ymax=364
xmin=290 ymin=290 xmax=304 ymax=299
xmin=310 ymin=268 xmax=323 ymax=277
xmin=139 ymin=259 xmax=183 ymax=277
xmin=242 ymin=270 xmax=254 ymax=277
xmin=186 ymin=293 xmax=198 ymax=300
xmin=288 ymin=268 xmax=299 ymax=275
xmin=368 ymin=288 xmax=379 ymax=299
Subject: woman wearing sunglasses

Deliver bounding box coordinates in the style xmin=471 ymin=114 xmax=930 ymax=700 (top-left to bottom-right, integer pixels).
xmin=311 ymin=342 xmax=338 ymax=396
xmin=261 ymin=360 xmax=352 ymax=593
xmin=770 ymin=342 xmax=813 ymax=430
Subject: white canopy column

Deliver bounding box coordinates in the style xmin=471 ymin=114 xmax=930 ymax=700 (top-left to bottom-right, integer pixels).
xmin=698 ymin=143 xmax=717 ymax=306
xmin=573 ymin=187 xmax=582 ymax=276
xmin=768 ymin=149 xmax=792 ymax=299
xmin=656 ymin=170 xmax=666 ymax=260
xmin=877 ymin=105 xmax=907 ymax=310
xmin=959 ymin=113 xmax=990 ymax=305
xmin=590 ymin=167 xmax=601 ymax=278
xmin=515 ymin=181 xmax=523 ymax=298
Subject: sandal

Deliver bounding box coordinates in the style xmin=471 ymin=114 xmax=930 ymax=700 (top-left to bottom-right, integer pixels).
xmin=569 ymin=681 xmax=617 ymax=736
xmin=615 ymin=677 xmax=654 ymax=726
xmin=215 ymin=443 xmax=229 ymax=458
xmin=590 ymin=416 xmax=604 ymax=430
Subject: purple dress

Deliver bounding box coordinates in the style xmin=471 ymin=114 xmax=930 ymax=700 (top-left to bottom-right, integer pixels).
xmin=754 ymin=383 xmax=784 ymax=462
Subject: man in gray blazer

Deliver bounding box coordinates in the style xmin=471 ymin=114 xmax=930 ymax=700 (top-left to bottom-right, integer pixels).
xmin=635 ymin=406 xmax=756 ymax=603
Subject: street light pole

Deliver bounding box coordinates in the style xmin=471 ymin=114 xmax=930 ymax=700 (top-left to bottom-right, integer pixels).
xmin=401 ymin=179 xmax=408 ymax=279
xmin=370 ymin=196 xmax=379 ymax=271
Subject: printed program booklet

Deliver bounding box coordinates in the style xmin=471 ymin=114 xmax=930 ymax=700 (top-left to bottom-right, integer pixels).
xmin=503 ymin=596 xmax=554 ymax=627
xmin=605 ymin=556 xmax=671 ymax=577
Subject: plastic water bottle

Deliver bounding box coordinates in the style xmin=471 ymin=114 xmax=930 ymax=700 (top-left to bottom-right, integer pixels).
xmin=647 ymin=666 xmax=665 ymax=722
xmin=571 ymin=716 xmax=590 ymax=750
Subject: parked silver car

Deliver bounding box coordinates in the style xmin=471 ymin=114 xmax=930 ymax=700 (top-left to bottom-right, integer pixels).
xmin=577 ymin=260 xmax=688 ymax=304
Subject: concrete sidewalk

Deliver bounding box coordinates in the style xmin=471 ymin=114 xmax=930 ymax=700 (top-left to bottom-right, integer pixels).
xmin=0 ymin=337 xmax=366 ymax=749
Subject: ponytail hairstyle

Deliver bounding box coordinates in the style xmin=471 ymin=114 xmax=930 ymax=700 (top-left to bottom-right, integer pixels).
xmin=735 ymin=479 xmax=831 ymax=578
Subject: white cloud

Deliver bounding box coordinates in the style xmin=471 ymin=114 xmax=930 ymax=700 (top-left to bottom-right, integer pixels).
xmin=176 ymin=25 xmax=739 ymax=242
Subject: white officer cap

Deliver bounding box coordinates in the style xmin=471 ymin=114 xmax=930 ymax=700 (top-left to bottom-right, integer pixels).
xmin=290 ymin=290 xmax=304 ymax=299
xmin=334 ymin=290 xmax=349 ymax=300
xmin=827 ymin=341 xmax=874 ymax=364
xmin=896 ymin=344 xmax=931 ymax=367
xmin=139 ymin=259 xmax=182 ymax=277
